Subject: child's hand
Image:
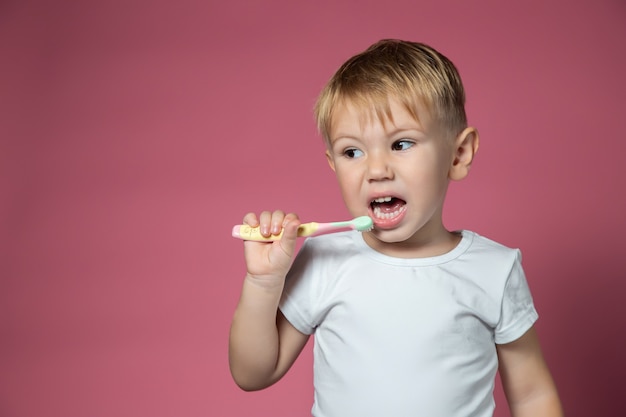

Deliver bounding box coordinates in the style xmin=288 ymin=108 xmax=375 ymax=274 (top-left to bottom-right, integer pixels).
xmin=241 ymin=210 xmax=301 ymax=288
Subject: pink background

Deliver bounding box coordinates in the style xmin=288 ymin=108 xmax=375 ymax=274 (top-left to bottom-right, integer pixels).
xmin=1 ymin=0 xmax=625 ymax=416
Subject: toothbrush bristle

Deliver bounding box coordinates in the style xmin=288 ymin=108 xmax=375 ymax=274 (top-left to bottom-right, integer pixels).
xmin=352 ymin=216 xmax=374 ymax=231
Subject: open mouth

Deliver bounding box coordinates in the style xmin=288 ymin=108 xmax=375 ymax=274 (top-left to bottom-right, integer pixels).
xmin=370 ymin=196 xmax=407 ymax=220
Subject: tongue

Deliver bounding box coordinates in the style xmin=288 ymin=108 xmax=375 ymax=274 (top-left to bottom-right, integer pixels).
xmin=375 ymin=198 xmax=405 ymax=213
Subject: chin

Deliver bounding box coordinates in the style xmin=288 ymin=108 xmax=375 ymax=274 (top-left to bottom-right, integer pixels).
xmin=369 ymin=229 xmax=414 ymax=244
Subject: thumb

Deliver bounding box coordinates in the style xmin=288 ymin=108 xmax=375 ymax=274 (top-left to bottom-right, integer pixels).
xmin=276 ymin=218 xmax=300 ymax=259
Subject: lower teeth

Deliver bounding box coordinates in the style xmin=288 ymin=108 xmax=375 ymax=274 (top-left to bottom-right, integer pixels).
xmin=373 ymin=206 xmax=405 ymax=219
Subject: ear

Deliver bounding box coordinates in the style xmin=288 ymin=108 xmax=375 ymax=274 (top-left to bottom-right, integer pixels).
xmin=325 ymin=149 xmax=336 ymax=172
xmin=449 ymin=127 xmax=479 ymax=181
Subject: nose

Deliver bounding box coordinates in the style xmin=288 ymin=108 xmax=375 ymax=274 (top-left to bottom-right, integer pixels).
xmin=366 ymin=150 xmax=393 ymax=181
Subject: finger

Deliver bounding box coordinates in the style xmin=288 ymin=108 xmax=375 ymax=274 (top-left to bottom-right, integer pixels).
xmin=270 ymin=210 xmax=287 ymax=235
xmin=242 ymin=212 xmax=259 ymax=227
xmin=258 ymin=210 xmax=276 ymax=237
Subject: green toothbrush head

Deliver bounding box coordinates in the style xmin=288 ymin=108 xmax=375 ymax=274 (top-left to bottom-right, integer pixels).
xmin=352 ymin=216 xmax=374 ymax=231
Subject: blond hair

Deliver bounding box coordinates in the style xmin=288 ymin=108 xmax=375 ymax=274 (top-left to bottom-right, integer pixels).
xmin=314 ymin=39 xmax=467 ymax=143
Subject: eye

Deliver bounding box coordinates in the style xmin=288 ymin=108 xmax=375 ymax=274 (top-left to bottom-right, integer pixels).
xmin=343 ymin=148 xmax=364 ymax=159
xmin=392 ymin=139 xmax=414 ymax=151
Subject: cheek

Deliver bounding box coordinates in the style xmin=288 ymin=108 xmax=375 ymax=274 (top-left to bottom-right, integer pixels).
xmin=334 ymin=165 xmax=355 ymax=183
xmin=334 ymin=167 xmax=360 ymax=196
xmin=335 ymin=174 xmax=355 ymax=194
xmin=415 ymin=151 xmax=451 ymax=180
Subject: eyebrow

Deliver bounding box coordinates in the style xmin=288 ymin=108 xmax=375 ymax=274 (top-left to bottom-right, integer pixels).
xmin=385 ymin=126 xmax=424 ymax=136
xmin=330 ymin=126 xmax=424 ymax=144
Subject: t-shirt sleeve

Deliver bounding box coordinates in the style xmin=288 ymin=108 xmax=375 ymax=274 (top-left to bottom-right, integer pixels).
xmin=278 ymin=239 xmax=318 ymax=335
xmin=494 ymin=250 xmax=539 ymax=344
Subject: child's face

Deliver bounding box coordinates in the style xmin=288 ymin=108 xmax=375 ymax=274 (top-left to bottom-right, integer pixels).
xmin=326 ymin=97 xmax=458 ymax=255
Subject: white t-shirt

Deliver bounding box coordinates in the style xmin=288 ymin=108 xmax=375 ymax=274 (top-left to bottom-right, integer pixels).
xmin=279 ymin=230 xmax=538 ymax=417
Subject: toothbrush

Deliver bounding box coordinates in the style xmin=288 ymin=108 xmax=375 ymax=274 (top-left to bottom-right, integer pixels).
xmin=232 ymin=216 xmax=374 ymax=242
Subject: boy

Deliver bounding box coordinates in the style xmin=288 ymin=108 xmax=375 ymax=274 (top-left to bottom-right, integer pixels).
xmin=229 ymin=39 xmax=562 ymax=417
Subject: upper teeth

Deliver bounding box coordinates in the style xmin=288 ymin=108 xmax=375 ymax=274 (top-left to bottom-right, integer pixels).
xmin=373 ymin=197 xmax=392 ymax=203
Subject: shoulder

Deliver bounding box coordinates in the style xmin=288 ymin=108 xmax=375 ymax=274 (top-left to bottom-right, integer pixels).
xmin=456 ymin=231 xmax=527 ymax=296
xmin=298 ymin=231 xmax=364 ymax=258
xmin=288 ymin=231 xmax=365 ymax=277
xmin=462 ymin=230 xmax=522 ymax=265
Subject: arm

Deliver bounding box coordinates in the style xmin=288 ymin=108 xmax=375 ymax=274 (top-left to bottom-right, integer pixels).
xmin=497 ymin=326 xmax=563 ymax=417
xmin=228 ymin=211 xmax=310 ymax=391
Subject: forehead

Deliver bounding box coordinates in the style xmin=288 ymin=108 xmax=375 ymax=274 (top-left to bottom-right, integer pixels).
xmin=329 ymin=96 xmax=430 ymax=137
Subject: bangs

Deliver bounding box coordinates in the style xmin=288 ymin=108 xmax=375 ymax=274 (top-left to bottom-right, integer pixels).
xmin=341 ymin=92 xmax=424 ymax=131
xmin=319 ymin=79 xmax=430 ymax=142
xmin=314 ymin=40 xmax=468 ymax=144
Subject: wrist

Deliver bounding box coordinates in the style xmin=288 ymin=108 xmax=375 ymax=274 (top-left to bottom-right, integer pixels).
xmin=244 ymin=272 xmax=285 ymax=292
